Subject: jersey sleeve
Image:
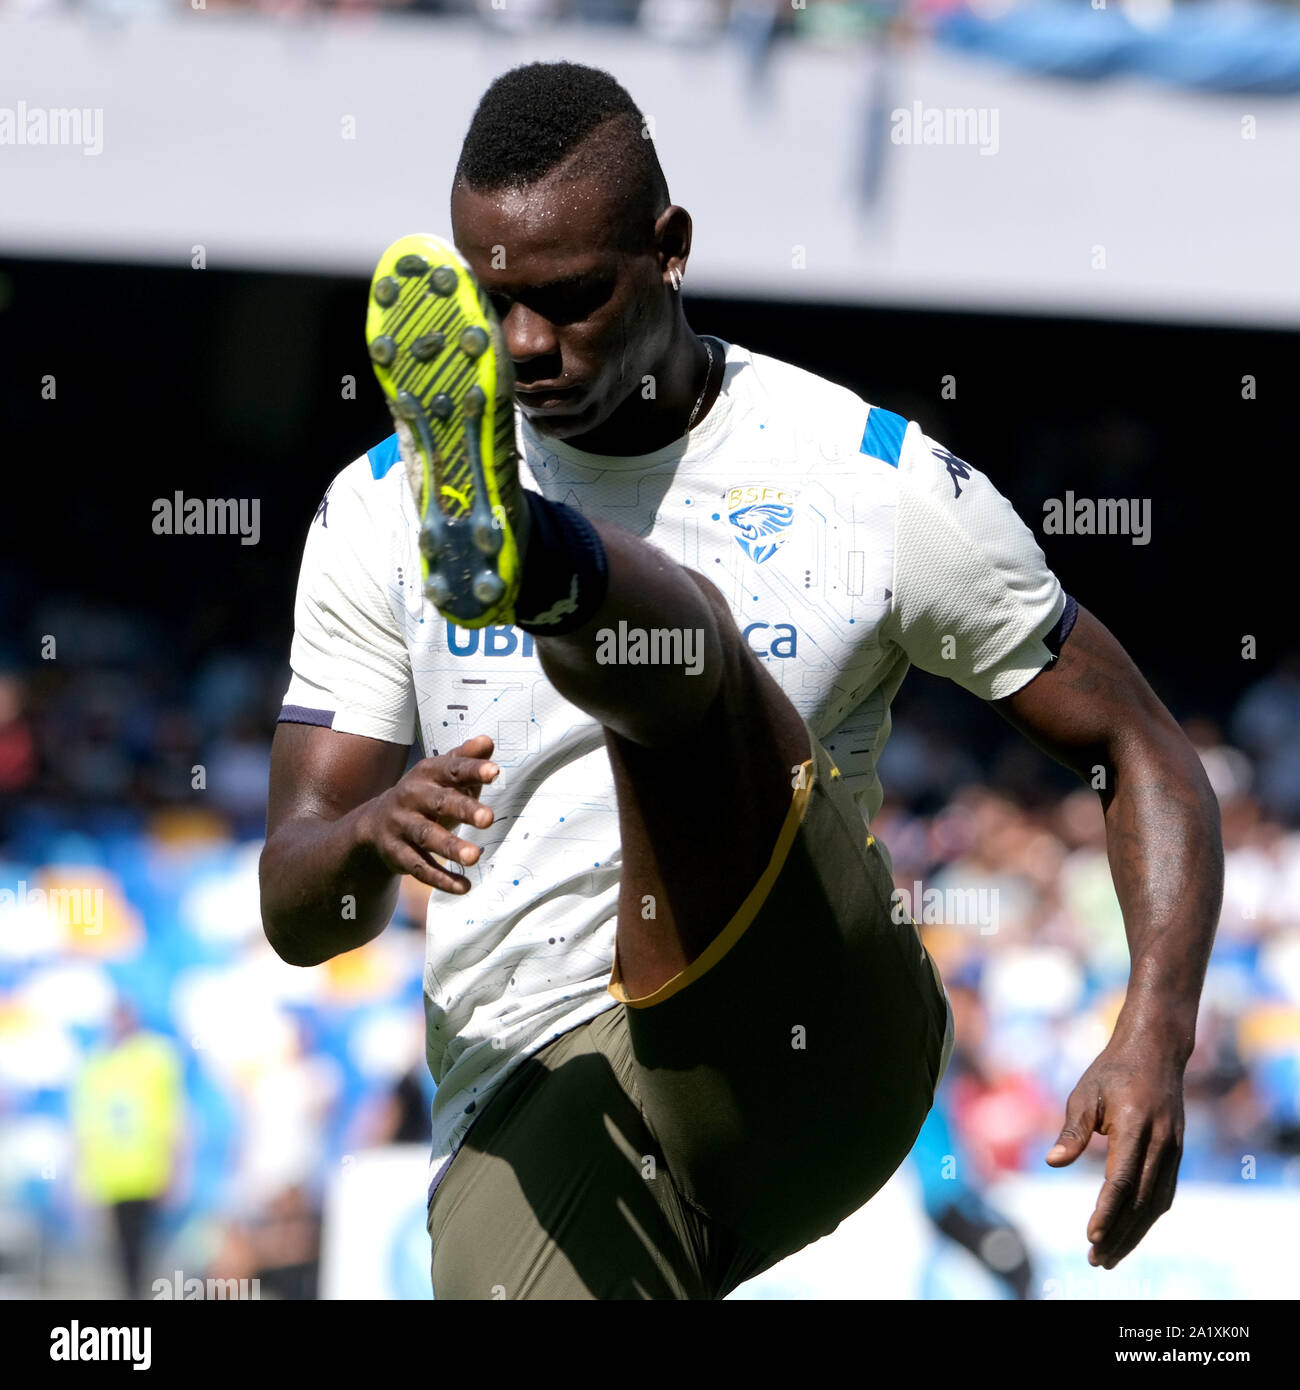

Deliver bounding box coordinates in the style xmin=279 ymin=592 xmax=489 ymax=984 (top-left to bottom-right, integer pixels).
xmin=279 ymin=458 xmax=417 ymax=745
xmin=885 ymin=425 xmax=1075 ymax=701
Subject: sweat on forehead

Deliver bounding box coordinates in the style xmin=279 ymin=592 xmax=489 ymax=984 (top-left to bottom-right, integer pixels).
xmin=451 ymin=166 xmax=649 ymax=260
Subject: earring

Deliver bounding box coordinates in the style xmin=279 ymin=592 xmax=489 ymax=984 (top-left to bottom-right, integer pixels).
xmin=669 ymin=267 xmax=683 ymax=291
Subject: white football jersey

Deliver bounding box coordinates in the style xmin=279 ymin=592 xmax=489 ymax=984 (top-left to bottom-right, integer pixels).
xmin=279 ymin=339 xmax=1069 ymax=1184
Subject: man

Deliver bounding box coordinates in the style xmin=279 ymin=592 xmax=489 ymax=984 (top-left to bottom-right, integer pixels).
xmin=260 ymin=61 xmax=1222 ymax=1299
xmin=72 ymin=1001 xmax=184 ymax=1299
xmin=911 ymin=1086 xmax=1035 ymax=1299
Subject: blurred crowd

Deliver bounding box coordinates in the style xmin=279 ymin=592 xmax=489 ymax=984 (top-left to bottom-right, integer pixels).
xmin=0 ymin=0 xmax=961 ymax=39
xmin=5 ymin=0 xmax=1292 ymax=32
xmin=878 ymin=675 xmax=1300 ymax=1194
xmin=1 ymin=602 xmax=1299 ymax=1296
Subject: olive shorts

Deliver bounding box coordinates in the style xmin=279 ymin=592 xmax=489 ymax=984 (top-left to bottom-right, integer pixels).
xmin=427 ymin=732 xmax=954 ymax=1299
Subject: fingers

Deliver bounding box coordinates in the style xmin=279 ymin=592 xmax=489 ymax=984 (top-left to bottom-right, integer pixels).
xmin=452 ymin=734 xmax=495 ymax=761
xmin=388 ymin=840 xmax=474 ymax=896
xmin=440 ymin=741 xmax=498 ymax=790
xmin=393 ymin=809 xmax=491 ymax=894
xmin=1089 ymin=1128 xmax=1181 ymax=1269
xmin=432 ymin=785 xmax=495 ymax=832
xmin=417 ymin=757 xmax=499 ymax=824
xmin=1086 ymin=1114 xmax=1148 ymax=1266
xmin=425 ymin=752 xmax=500 ymax=793
xmin=401 ymin=812 xmax=486 ymax=868
xmin=370 ymin=735 xmax=501 ymax=895
xmin=1046 ymin=1083 xmax=1098 ymax=1167
xmin=400 ymin=749 xmax=499 ymax=831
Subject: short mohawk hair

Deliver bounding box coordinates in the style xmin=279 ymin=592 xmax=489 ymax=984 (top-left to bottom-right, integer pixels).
xmin=455 ymin=62 xmax=670 ymax=244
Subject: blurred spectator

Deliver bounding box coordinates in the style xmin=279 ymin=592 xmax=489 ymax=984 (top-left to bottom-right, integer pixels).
xmin=572 ymin=0 xmax=639 ymax=23
xmin=205 ymin=716 xmax=274 ymax=837
xmin=0 ymin=675 xmax=37 ymax=796
xmin=235 ymin=1015 xmax=341 ymax=1214
xmin=639 ymin=0 xmax=729 ymax=44
xmin=250 ymin=1185 xmax=322 ymax=1300
xmin=364 ymin=1063 xmax=434 ymax=1146
xmin=1231 ymin=656 xmax=1300 ymax=822
xmin=205 ymin=1185 xmax=322 ymax=1300
xmin=727 ymin=0 xmax=796 ymax=83
xmin=70 ymin=1002 xmax=184 ymax=1298
xmin=475 ymin=0 xmax=564 ymax=31
xmin=1185 ymin=716 xmax=1254 ymax=805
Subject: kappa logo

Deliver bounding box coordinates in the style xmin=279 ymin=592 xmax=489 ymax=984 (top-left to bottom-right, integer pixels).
xmin=727 ymin=485 xmax=796 ymax=565
xmin=931 ymin=446 xmax=971 ymax=499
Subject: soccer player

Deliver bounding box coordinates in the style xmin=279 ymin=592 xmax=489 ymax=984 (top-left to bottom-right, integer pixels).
xmin=260 ymin=62 xmax=1223 ymax=1299
xmin=911 ymin=1092 xmax=1035 ymax=1299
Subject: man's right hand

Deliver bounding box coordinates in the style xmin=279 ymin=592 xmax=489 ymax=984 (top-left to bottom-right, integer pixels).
xmin=356 ymin=735 xmax=499 ymax=895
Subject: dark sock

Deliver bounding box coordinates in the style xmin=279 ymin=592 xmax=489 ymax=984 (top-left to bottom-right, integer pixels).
xmin=515 ymin=491 xmax=610 ymax=636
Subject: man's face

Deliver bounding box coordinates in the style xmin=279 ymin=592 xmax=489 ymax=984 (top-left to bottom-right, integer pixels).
xmin=450 ymin=174 xmax=669 ymax=442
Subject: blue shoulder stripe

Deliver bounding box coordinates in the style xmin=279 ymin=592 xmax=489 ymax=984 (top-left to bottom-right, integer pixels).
xmin=859 ymin=407 xmax=908 ymax=467
xmin=367 ymin=433 xmax=401 ymax=480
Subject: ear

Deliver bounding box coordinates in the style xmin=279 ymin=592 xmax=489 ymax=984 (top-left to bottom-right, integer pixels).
xmin=654 ymin=205 xmax=693 ymax=290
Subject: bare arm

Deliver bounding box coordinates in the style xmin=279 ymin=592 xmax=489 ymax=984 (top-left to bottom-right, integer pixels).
xmin=259 ymin=724 xmax=499 ymax=967
xmin=993 ymin=603 xmax=1223 ymax=1266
